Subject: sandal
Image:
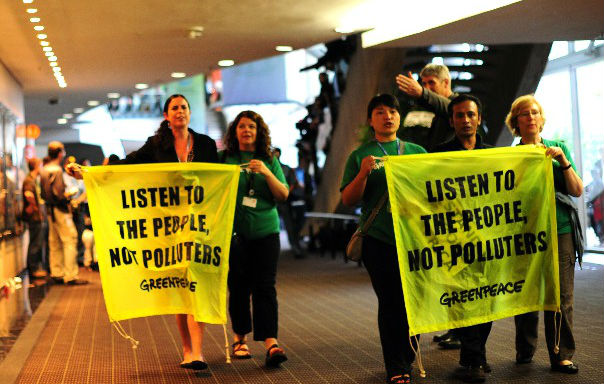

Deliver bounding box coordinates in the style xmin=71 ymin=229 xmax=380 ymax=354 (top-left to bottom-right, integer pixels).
xmin=265 ymin=344 xmax=288 ymax=367
xmin=389 ymin=374 xmax=411 ymax=383
xmin=232 ymin=340 xmax=252 ymax=359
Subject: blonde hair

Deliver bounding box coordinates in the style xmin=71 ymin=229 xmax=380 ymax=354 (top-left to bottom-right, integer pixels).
xmin=505 ymin=94 xmax=546 ymax=137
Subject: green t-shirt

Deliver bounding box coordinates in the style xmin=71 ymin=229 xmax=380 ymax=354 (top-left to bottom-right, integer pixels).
xmin=541 ymin=138 xmax=579 ymax=234
xmin=221 ymin=151 xmax=288 ymax=239
xmin=340 ymin=140 xmax=427 ymax=245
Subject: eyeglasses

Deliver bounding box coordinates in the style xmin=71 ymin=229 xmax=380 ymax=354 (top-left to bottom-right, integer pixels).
xmin=518 ymin=110 xmax=540 ymax=118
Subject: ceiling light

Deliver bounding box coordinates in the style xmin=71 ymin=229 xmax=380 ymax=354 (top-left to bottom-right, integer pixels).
xmin=43 ymin=46 xmax=52 ymax=51
xmin=44 ymin=51 xmax=53 ymax=56
xmin=58 ymin=83 xmax=67 ymax=88
xmin=37 ymin=33 xmax=47 ymax=39
xmin=188 ymin=26 xmax=204 ymax=39
xmin=218 ymin=60 xmax=235 ymax=67
xmin=275 ymin=45 xmax=293 ymax=52
xmin=63 ymin=113 xmax=73 ymax=119
xmin=135 ymin=83 xmax=148 ymax=90
xmin=52 ymin=67 xmax=61 ymax=72
xmin=171 ymin=72 xmax=186 ymax=78
xmin=34 ymin=25 xmax=44 ymax=31
xmin=57 ymin=118 xmax=67 ymax=124
xmin=87 ymin=100 xmax=100 ymax=107
xmin=74 ymin=108 xmax=84 ymax=114
xmin=107 ymin=92 xmax=120 ymax=99
xmin=49 ymin=62 xmax=57 ymax=67
xmin=26 ymin=8 xmax=37 ymax=13
xmin=23 ymin=0 xmax=34 ymax=3
xmin=48 ymin=56 xmax=57 ymax=61
xmin=40 ymin=40 xmax=49 ymax=46
xmin=29 ymin=17 xmax=40 ymax=22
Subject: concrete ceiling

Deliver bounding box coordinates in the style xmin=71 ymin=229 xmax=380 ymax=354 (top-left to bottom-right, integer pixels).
xmin=0 ymin=0 xmax=602 ymax=132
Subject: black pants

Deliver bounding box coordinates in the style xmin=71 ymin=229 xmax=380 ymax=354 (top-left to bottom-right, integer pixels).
xmin=515 ymin=233 xmax=576 ymax=364
xmin=228 ymin=233 xmax=280 ymax=341
xmin=362 ymin=235 xmax=417 ymax=378
xmin=458 ymin=322 xmax=492 ymax=367
xmin=26 ymin=220 xmax=44 ymax=272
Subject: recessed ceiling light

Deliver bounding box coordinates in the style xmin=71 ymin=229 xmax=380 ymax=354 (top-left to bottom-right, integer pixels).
xmin=49 ymin=62 xmax=57 ymax=67
xmin=135 ymin=83 xmax=149 ymax=90
xmin=44 ymin=51 xmax=53 ymax=57
xmin=87 ymin=100 xmax=100 ymax=106
xmin=63 ymin=113 xmax=73 ymax=119
xmin=171 ymin=72 xmax=186 ymax=78
xmin=107 ymin=92 xmax=120 ymax=99
xmin=57 ymin=118 xmax=67 ymax=124
xmin=23 ymin=0 xmax=34 ymax=4
xmin=29 ymin=17 xmax=40 ymax=22
xmin=34 ymin=25 xmax=44 ymax=31
xmin=48 ymin=56 xmax=57 ymax=61
xmin=74 ymin=108 xmax=84 ymax=114
xmin=52 ymin=67 xmax=61 ymax=72
xmin=26 ymin=8 xmax=37 ymax=13
xmin=43 ymin=46 xmax=52 ymax=51
xmin=188 ymin=26 xmax=204 ymax=39
xmin=37 ymin=33 xmax=47 ymax=39
xmin=218 ymin=60 xmax=235 ymax=67
xmin=40 ymin=40 xmax=49 ymax=46
xmin=58 ymin=84 xmax=67 ymax=88
xmin=275 ymin=45 xmax=293 ymax=52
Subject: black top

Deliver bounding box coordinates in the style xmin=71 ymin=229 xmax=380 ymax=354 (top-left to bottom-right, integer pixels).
xmin=119 ymin=129 xmax=218 ymax=164
xmin=432 ymin=133 xmax=492 ymax=153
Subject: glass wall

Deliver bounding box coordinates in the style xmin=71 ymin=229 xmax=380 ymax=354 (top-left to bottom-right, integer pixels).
xmin=0 ymin=104 xmax=23 ymax=237
xmin=536 ymin=41 xmax=604 ymax=252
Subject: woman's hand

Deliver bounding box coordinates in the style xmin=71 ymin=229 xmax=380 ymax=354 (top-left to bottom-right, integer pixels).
xmin=247 ymin=159 xmax=270 ymax=176
xmin=360 ymin=155 xmax=377 ymax=178
xmin=545 ymin=146 xmax=570 ymax=167
xmin=66 ymin=163 xmax=83 ymax=180
xmin=544 ymin=145 xmax=583 ymax=197
xmin=342 ymin=155 xmax=377 ymax=206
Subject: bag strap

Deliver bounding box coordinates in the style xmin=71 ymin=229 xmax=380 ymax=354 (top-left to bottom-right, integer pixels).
xmin=359 ymin=141 xmax=405 ymax=233
xmin=360 ymin=192 xmax=388 ymax=233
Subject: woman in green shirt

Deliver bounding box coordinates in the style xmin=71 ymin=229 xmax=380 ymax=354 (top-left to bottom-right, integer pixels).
xmin=221 ymin=110 xmax=289 ymax=367
xmin=506 ymin=95 xmax=583 ymax=374
xmin=341 ymin=94 xmax=427 ymax=384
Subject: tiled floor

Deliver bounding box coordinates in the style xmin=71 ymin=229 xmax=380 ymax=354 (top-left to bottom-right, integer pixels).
xmin=5 ymin=251 xmax=604 ymax=383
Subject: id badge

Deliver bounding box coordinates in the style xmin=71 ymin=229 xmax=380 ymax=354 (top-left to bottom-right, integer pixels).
xmin=242 ymin=196 xmax=257 ymax=208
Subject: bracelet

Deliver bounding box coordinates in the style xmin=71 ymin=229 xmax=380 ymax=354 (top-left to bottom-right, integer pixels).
xmin=560 ymin=163 xmax=572 ymax=171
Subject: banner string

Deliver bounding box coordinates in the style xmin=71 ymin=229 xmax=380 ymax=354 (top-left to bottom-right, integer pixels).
xmin=409 ymin=335 xmax=426 ymax=378
xmin=222 ymin=324 xmax=232 ymax=363
xmin=111 ymin=320 xmax=140 ymax=349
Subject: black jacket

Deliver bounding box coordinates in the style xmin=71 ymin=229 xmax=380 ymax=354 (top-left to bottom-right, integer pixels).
xmin=120 ymin=129 xmax=218 ymax=164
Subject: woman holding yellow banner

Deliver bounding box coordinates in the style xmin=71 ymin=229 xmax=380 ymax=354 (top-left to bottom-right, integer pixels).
xmin=341 ymin=94 xmax=427 ymax=384
xmin=221 ymin=111 xmax=290 ymax=367
xmin=69 ymin=93 xmax=218 ymax=370
xmin=506 ymin=95 xmax=583 ymax=374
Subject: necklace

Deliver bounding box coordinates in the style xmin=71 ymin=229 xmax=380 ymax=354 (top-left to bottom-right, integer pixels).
xmin=177 ymin=134 xmax=193 ymax=163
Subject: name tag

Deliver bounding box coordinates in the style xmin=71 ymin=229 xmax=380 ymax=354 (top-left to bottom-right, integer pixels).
xmin=242 ymin=196 xmax=257 ymax=208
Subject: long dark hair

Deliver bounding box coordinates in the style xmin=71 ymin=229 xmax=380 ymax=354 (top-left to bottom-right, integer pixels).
xmin=224 ymin=110 xmax=273 ymax=160
xmin=154 ymin=94 xmax=190 ymax=150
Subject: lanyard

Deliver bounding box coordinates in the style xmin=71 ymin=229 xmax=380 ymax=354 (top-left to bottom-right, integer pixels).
xmin=376 ymin=138 xmax=401 ymax=156
xmin=239 ymin=152 xmax=256 ymax=196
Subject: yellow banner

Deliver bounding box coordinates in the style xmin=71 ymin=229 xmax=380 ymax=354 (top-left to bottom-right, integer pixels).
xmin=383 ymin=146 xmax=560 ymax=335
xmin=83 ymin=163 xmax=239 ymax=324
